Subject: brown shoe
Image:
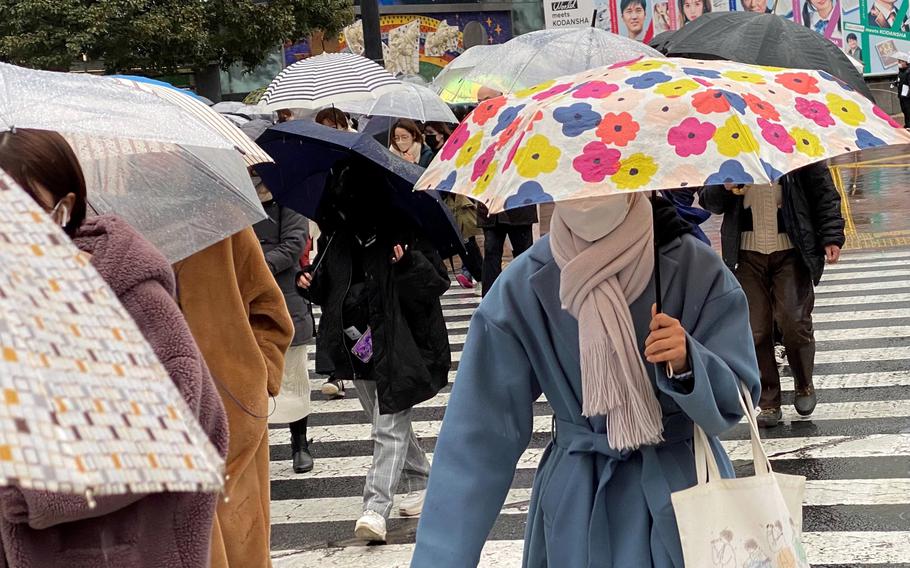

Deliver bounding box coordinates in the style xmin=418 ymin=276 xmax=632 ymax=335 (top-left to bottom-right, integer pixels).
xmin=757 ymin=408 xmax=782 ymax=428
xmin=794 ymin=387 xmax=817 ymax=417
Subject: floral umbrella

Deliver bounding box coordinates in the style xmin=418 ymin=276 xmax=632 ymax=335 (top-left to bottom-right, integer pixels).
xmin=416 ymin=57 xmax=910 ymax=214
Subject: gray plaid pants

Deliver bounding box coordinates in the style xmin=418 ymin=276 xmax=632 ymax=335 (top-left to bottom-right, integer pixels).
xmin=353 ymin=380 xmax=431 ymax=519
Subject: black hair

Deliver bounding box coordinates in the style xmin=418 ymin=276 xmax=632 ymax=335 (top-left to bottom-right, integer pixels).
xmin=622 ymin=0 xmax=647 ymax=11
xmin=847 ymin=32 xmax=858 ymax=40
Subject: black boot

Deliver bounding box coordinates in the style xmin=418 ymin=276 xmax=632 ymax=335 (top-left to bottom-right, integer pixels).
xmin=290 ymin=418 xmax=314 ymax=474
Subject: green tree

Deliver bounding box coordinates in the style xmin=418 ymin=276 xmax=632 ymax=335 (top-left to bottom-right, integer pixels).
xmin=0 ymin=0 xmax=353 ymax=73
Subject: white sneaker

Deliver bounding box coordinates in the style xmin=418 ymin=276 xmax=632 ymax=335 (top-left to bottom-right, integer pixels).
xmin=354 ymin=510 xmax=387 ymax=542
xmin=399 ymin=490 xmax=425 ymax=517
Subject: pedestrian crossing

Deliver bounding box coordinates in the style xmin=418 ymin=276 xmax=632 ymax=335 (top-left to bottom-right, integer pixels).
xmin=269 ymin=248 xmax=910 ymax=567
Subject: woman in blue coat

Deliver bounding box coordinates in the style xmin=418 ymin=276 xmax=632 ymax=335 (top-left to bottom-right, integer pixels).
xmin=411 ymin=194 xmax=761 ymax=567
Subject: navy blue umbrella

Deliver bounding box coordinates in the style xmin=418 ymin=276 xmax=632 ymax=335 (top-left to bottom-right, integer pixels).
xmin=256 ymin=120 xmax=465 ymax=259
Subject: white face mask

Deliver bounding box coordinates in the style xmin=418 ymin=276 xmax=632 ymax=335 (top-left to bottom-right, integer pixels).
xmin=556 ymin=194 xmax=632 ymax=242
xmin=50 ymin=200 xmax=69 ymax=228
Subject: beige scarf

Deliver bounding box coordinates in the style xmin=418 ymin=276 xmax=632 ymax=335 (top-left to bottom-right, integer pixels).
xmin=550 ymin=193 xmax=664 ymax=451
xmin=390 ymin=141 xmax=422 ymax=164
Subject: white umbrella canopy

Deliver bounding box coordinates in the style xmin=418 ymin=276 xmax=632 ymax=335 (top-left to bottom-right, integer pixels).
xmin=452 ymin=29 xmax=663 ymax=101
xmin=0 ymin=170 xmax=224 ymax=497
xmin=337 ymin=82 xmax=458 ymax=124
xmin=259 ymin=52 xmax=406 ymax=111
xmin=0 ymin=63 xmax=265 ymax=263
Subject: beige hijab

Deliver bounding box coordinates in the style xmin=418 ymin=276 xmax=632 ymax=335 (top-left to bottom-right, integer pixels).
xmin=549 ymin=193 xmax=664 ymax=451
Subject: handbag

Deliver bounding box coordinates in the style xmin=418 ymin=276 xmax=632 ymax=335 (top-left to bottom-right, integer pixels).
xmin=671 ymin=382 xmax=810 ymax=568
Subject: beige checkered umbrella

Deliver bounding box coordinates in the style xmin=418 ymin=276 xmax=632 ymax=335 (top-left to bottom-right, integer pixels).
xmin=0 ymin=170 xmax=224 ymax=498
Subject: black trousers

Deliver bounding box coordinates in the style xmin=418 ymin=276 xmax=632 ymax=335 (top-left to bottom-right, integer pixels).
xmin=459 ymin=236 xmax=484 ymax=281
xmin=901 ymin=97 xmax=910 ymax=128
xmin=735 ymin=250 xmax=816 ymax=410
xmin=482 ymin=225 xmax=534 ymax=297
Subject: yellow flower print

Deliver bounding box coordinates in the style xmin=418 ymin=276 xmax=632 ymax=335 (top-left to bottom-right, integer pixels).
xmin=610 ymin=153 xmax=658 ymax=190
xmin=628 ymin=59 xmax=674 ymax=71
xmin=790 ymin=127 xmax=825 ymax=157
xmin=472 ymin=161 xmax=499 ymax=196
xmin=722 ymin=70 xmax=766 ymax=84
xmin=826 ymin=93 xmax=865 ymax=127
xmin=756 ymin=65 xmax=786 ymax=72
xmin=515 ymin=80 xmax=556 ymax=99
xmin=455 ymin=132 xmax=485 ymax=168
xmin=712 ymin=116 xmax=759 ymax=157
xmin=514 ymin=134 xmax=561 ymax=178
xmin=655 ymin=79 xmax=701 ymax=98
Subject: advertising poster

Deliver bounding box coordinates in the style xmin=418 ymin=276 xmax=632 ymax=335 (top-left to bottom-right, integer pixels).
xmin=844 ymin=0 xmax=910 ymax=73
xmin=794 ymin=0 xmax=845 ymax=47
xmin=543 ymin=0 xmax=597 ymax=28
xmin=617 ymin=0 xmax=657 ymax=41
xmin=731 ymin=0 xmax=794 ymax=17
xmin=333 ymin=13 xmax=512 ymax=81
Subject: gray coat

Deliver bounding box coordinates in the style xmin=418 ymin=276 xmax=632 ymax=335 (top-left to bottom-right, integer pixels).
xmin=253 ymin=201 xmax=314 ymax=345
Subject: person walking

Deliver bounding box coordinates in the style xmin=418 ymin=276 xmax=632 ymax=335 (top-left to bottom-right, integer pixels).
xmin=700 ymin=163 xmax=845 ymax=428
xmin=425 ymin=121 xmax=484 ymax=289
xmin=389 ymin=118 xmax=434 ymax=167
xmin=173 ymin=229 xmax=294 ymax=568
xmin=897 ymin=53 xmax=910 ymax=128
xmin=411 ymin=193 xmax=761 ymax=567
xmin=297 ymin=162 xmax=451 ymax=542
xmin=0 ymin=128 xmax=229 ymax=568
xmin=478 ymin=202 xmax=537 ymax=296
xmin=253 ymin=178 xmax=317 ymax=474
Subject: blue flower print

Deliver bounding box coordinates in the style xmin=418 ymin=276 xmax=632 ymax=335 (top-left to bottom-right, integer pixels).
xmin=682 ymin=67 xmax=722 ymax=79
xmin=436 ymin=171 xmax=457 ymax=192
xmin=719 ymin=90 xmax=747 ymax=114
xmin=856 ymin=128 xmax=885 ymax=149
xmin=625 ymin=71 xmax=672 ymax=90
xmin=491 ymin=104 xmax=526 ymax=136
xmin=760 ymin=159 xmax=783 ymax=181
xmin=705 ymin=159 xmax=755 ymax=186
xmin=552 ymin=103 xmax=602 ymax=137
xmin=819 ymin=70 xmax=856 ymax=92
xmin=504 ymin=181 xmax=554 ymax=209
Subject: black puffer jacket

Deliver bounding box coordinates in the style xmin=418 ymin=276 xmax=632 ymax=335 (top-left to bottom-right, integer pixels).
xmin=253 ymin=200 xmax=314 ymax=346
xmin=298 ymin=167 xmax=452 ymax=414
xmin=699 ymin=162 xmax=845 ymax=285
xmin=476 ymin=203 xmax=539 ymax=228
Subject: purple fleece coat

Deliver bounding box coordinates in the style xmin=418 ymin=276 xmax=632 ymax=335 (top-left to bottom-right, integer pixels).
xmin=0 ymin=215 xmax=229 ymax=568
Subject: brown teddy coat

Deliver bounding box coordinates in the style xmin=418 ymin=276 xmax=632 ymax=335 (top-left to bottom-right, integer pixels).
xmin=173 ymin=227 xmax=293 ymax=568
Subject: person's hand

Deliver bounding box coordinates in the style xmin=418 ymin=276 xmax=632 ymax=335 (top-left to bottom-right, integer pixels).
xmin=297 ymin=272 xmax=313 ymax=289
xmin=645 ymin=304 xmax=689 ymax=373
xmin=825 ymin=244 xmax=841 ymax=264
xmin=391 ymin=244 xmax=406 ymax=264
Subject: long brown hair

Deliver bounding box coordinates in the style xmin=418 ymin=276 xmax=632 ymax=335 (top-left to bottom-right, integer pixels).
xmin=0 ymin=129 xmax=87 ymax=236
xmin=314 ymin=108 xmax=350 ymax=130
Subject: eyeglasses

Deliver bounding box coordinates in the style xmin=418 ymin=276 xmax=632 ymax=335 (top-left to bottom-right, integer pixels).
xmin=393 ymin=135 xmax=413 ymax=142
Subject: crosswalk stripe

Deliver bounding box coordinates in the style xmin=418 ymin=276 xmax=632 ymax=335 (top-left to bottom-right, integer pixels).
xmin=270 ymin=400 xmax=910 ymax=448
xmin=820 ymin=269 xmax=910 ymax=281
xmin=272 ymin=531 xmax=910 ymax=566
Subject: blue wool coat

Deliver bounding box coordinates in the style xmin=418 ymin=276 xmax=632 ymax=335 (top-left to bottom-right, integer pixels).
xmin=411 ymin=234 xmax=762 ymax=568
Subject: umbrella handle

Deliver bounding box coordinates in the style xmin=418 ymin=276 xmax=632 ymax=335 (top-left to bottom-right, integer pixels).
xmin=649 ymin=191 xmax=673 ymax=379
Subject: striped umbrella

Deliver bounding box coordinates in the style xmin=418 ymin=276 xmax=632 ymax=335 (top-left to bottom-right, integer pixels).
xmin=259 ymin=53 xmax=405 ymax=111
xmin=113 ymin=78 xmax=273 ymax=168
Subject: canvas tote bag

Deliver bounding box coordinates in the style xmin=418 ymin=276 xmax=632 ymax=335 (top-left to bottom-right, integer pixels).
xmin=671 ymin=383 xmax=810 ymax=568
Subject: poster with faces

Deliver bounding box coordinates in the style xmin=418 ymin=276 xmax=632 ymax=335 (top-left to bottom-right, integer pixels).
xmin=617 ymin=0 xmax=655 ymax=41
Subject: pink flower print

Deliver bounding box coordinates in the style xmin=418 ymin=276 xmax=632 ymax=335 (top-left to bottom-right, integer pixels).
xmin=758 ymin=118 xmax=796 ymax=153
xmin=609 ymin=56 xmax=644 ymax=69
xmin=873 ymin=104 xmax=902 ymax=128
xmin=471 ymin=145 xmax=497 ymax=182
xmin=794 ymin=97 xmax=835 ymax=127
xmin=667 ymin=117 xmax=716 ymax=157
xmin=441 ymin=122 xmax=471 ymax=161
xmin=572 ymin=142 xmax=622 ymax=183
xmin=572 ymin=81 xmax=620 ymax=99
xmin=532 ymin=83 xmax=573 ymax=101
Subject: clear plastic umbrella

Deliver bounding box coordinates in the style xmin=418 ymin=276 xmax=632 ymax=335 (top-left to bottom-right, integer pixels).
xmin=0 ymin=63 xmax=265 ymax=263
xmin=337 ymin=83 xmax=458 ymax=124
xmin=430 ymin=44 xmax=502 ymax=104
xmin=453 ymin=28 xmax=663 ymax=100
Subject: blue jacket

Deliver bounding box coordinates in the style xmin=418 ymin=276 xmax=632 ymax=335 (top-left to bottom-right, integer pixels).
xmin=412 ymin=234 xmax=761 ymax=568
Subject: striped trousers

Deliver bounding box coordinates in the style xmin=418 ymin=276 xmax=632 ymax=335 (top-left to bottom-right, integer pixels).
xmin=353 ymin=379 xmax=431 ymax=518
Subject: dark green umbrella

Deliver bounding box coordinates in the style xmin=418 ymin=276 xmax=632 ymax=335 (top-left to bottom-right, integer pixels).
xmin=649 ymin=12 xmax=874 ymax=101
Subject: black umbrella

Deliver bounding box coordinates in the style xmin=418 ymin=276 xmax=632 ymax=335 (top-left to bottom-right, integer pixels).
xmin=649 ymin=12 xmax=874 ymax=101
